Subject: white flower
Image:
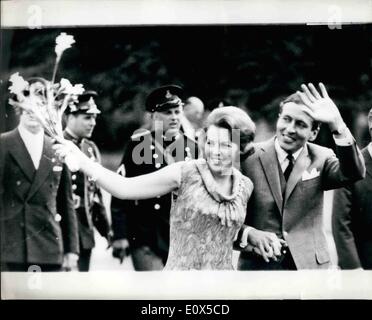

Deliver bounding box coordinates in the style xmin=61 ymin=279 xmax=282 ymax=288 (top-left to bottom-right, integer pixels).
xmin=59 ymin=78 xmax=84 ymax=95
xmin=59 ymin=78 xmax=73 ymax=91
xmin=55 ymin=32 xmax=75 ymax=57
xmin=70 ymin=84 xmax=84 ymax=95
xmin=69 ymin=104 xmax=78 ymax=113
xmin=8 ymin=72 xmax=29 ymax=95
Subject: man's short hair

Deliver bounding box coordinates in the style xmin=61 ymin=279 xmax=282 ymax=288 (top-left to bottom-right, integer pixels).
xmin=279 ymin=92 xmax=321 ymax=131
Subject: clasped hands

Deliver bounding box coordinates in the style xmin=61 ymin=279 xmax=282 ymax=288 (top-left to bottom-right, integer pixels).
xmin=240 ymin=228 xmax=287 ymax=263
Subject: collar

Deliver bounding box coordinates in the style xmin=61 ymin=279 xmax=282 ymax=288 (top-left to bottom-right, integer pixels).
xmin=65 ymin=127 xmax=82 ymax=144
xmin=368 ymin=142 xmax=372 ymax=159
xmin=162 ymin=132 xmax=180 ymax=141
xmin=195 ymin=158 xmax=240 ymax=202
xmin=274 ymin=137 xmax=303 ymax=164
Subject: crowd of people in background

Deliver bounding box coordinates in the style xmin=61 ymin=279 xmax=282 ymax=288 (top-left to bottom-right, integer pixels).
xmin=0 ymin=80 xmax=371 ymax=271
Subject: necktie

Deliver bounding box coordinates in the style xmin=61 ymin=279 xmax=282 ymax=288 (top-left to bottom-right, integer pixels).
xmin=284 ymin=153 xmax=294 ymax=181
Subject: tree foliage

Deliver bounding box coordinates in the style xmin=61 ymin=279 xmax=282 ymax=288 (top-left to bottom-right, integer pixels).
xmin=2 ymin=25 xmax=372 ymax=149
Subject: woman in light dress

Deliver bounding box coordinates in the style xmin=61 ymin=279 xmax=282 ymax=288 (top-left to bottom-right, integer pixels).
xmin=54 ymin=106 xmax=279 ymax=270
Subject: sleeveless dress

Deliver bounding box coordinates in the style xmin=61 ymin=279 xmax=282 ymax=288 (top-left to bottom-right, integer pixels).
xmin=164 ymin=158 xmax=253 ymax=270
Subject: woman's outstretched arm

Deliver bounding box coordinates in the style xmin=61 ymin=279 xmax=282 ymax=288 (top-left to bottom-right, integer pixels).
xmin=53 ymin=139 xmax=182 ymax=200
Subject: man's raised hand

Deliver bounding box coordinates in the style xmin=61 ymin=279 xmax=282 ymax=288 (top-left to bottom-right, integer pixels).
xmin=297 ymin=83 xmax=345 ymax=132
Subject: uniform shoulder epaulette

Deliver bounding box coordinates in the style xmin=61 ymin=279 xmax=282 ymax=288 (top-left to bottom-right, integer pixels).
xmin=82 ymin=138 xmax=96 ymax=147
xmin=130 ymin=129 xmax=151 ymax=141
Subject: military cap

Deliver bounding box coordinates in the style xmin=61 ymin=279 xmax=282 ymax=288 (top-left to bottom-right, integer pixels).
xmin=145 ymin=85 xmax=184 ymax=112
xmin=67 ymin=90 xmax=101 ymax=114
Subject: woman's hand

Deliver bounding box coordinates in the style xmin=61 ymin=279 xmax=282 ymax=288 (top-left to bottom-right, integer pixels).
xmin=52 ymin=138 xmax=88 ymax=172
xmin=247 ymin=229 xmax=286 ymax=263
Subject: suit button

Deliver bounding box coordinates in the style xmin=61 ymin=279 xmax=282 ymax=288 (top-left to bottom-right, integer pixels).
xmin=55 ymin=214 xmax=62 ymax=222
xmin=185 ymin=157 xmax=190 ymax=161
xmin=154 ymin=204 xmax=160 ymax=210
xmin=150 ymin=145 xmax=155 ymax=150
xmin=72 ymin=184 xmax=77 ymax=190
xmin=72 ymin=174 xmax=77 ymax=181
xmin=185 ymin=147 xmax=190 ymax=152
xmin=155 ymin=163 xmax=161 ymax=169
xmin=153 ymin=154 xmax=159 ymax=159
xmin=16 ymin=181 xmax=21 ymax=186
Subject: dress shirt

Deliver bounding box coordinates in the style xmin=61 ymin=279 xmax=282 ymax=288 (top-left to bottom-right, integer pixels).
xmin=274 ymin=138 xmax=303 ymax=173
xmin=18 ymin=126 xmax=44 ymax=170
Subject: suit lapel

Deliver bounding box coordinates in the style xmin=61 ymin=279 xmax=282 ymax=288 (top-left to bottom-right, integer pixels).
xmin=259 ymin=139 xmax=283 ymax=213
xmin=26 ymin=135 xmax=54 ymax=200
xmin=284 ymin=144 xmax=311 ymax=203
xmin=8 ymin=129 xmax=36 ymax=182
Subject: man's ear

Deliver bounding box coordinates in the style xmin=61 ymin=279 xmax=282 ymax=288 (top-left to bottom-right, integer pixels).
xmin=308 ymin=128 xmax=320 ymax=142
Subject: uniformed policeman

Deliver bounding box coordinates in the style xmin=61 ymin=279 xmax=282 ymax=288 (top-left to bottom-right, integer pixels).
xmin=64 ymin=91 xmax=112 ymax=271
xmin=111 ymin=85 xmax=199 ymax=270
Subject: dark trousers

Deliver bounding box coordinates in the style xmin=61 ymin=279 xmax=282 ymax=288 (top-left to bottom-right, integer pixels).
xmin=238 ymin=250 xmax=297 ymax=270
xmin=131 ymin=246 xmax=165 ymax=271
xmin=1 ymin=262 xmax=62 ymax=272
xmin=78 ymin=248 xmax=92 ymax=272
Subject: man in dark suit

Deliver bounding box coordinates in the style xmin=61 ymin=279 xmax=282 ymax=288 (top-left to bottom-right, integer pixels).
xmin=332 ymin=107 xmax=372 ymax=269
xmin=237 ymin=83 xmax=365 ymax=270
xmin=111 ymin=85 xmax=199 ymax=270
xmin=64 ymin=91 xmax=111 ymax=271
xmin=0 ymin=108 xmax=79 ymax=271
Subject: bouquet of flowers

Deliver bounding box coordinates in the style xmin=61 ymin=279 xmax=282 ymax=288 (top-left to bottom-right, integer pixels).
xmin=8 ymin=33 xmax=85 ymax=170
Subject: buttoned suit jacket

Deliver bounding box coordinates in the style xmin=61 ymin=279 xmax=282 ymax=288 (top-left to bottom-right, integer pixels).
xmin=111 ymin=130 xmax=198 ymax=261
xmin=332 ymin=147 xmax=372 ymax=269
xmin=64 ymin=131 xmax=110 ymax=250
xmin=239 ymin=137 xmax=365 ymax=270
xmin=0 ymin=129 xmax=79 ymax=265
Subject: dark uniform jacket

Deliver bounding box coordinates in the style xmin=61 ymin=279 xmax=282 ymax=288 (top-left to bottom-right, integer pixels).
xmin=111 ymin=130 xmax=198 ymax=262
xmin=332 ymin=147 xmax=372 ymax=269
xmin=64 ymin=130 xmax=110 ymax=250
xmin=0 ymin=129 xmax=79 ymax=265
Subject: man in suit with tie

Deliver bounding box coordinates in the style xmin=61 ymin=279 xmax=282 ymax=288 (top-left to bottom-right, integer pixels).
xmin=110 ymin=85 xmax=199 ymax=270
xmin=0 ymin=105 xmax=79 ymax=271
xmin=237 ymin=83 xmax=365 ymax=270
xmin=332 ymin=107 xmax=372 ymax=269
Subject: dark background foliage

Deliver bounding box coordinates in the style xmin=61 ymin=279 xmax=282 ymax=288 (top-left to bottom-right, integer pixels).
xmin=1 ymin=24 xmax=372 ymax=152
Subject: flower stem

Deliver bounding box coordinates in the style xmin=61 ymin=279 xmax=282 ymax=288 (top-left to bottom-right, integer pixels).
xmin=51 ymin=55 xmax=61 ymax=84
